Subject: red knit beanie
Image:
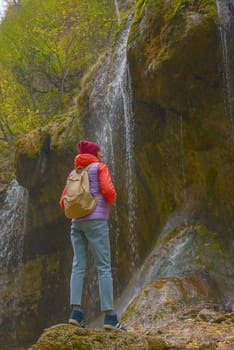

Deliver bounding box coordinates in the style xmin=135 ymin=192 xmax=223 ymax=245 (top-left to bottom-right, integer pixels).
xmin=77 ymin=140 xmax=100 ymax=155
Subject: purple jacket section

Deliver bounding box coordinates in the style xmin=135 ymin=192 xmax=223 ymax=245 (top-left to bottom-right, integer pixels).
xmin=72 ymin=162 xmax=110 ymax=222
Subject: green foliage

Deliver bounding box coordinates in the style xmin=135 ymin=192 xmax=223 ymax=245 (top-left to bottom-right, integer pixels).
xmin=0 ymin=0 xmax=135 ymax=187
xmin=0 ymin=66 xmax=42 ymax=140
xmin=0 ymin=0 xmax=120 ymax=147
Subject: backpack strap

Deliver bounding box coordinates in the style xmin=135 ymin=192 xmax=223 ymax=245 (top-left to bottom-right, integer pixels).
xmin=74 ymin=163 xmax=101 ymax=199
xmin=85 ymin=163 xmax=97 ymax=171
xmin=75 ymin=163 xmax=96 ymax=174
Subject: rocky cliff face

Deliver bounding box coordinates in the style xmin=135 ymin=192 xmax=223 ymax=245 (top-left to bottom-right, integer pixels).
xmin=31 ymin=224 xmax=234 ymax=350
xmin=0 ymin=119 xmax=83 ymax=349
xmin=128 ymin=0 xmax=234 ymax=240
xmin=1 ymin=0 xmax=234 ymax=349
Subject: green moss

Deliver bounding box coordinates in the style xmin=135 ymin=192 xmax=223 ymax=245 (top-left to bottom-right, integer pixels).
xmin=129 ymin=0 xmax=162 ymax=44
xmin=0 ymin=144 xmax=15 ymax=190
xmin=199 ymin=344 xmax=216 ymax=350
xmin=146 ymin=336 xmax=168 ymax=350
xmin=159 ymin=193 xmax=177 ymax=224
xmin=130 ymin=0 xmax=217 ymax=46
xmin=158 ymin=223 xmax=188 ymax=244
xmin=121 ymin=299 xmax=138 ymax=322
xmin=153 ymin=308 xmax=168 ymax=321
xmin=15 ymin=129 xmax=41 ymax=158
xmin=198 ymin=0 xmax=217 ymax=17
xmin=31 ymin=323 xmax=167 ymax=350
xmin=164 ymin=0 xmax=188 ymax=22
xmin=160 ymin=222 xmax=220 ymax=244
xmin=210 ymin=242 xmax=223 ymax=252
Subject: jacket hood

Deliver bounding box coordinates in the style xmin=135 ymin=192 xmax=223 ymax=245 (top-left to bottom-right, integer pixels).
xmin=74 ymin=154 xmax=100 ymax=168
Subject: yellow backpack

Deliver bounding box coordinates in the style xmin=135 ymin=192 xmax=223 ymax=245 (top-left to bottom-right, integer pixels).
xmin=64 ymin=164 xmax=99 ymax=219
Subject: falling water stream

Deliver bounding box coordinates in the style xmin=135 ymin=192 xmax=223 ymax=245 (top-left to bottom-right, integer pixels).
xmin=116 ymin=224 xmax=193 ymax=316
xmin=114 ymin=0 xmax=121 ymax=24
xmin=0 ymin=180 xmax=28 ymax=267
xmin=90 ymin=17 xmax=139 ymax=271
xmin=216 ymin=0 xmax=234 ymax=141
xmin=0 ymin=180 xmax=28 ymax=348
xmin=82 ymin=17 xmax=140 ymax=322
xmin=119 ymin=64 xmax=139 ymax=270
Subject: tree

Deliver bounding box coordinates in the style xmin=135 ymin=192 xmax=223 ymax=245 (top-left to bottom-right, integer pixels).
xmin=0 ymin=66 xmax=41 ymax=145
xmin=0 ymin=0 xmax=119 ymax=146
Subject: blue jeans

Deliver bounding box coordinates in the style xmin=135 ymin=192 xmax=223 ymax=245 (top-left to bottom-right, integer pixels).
xmin=70 ymin=220 xmax=114 ymax=312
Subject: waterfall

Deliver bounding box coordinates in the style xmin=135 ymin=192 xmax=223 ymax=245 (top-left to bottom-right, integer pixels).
xmin=216 ymin=0 xmax=234 ymax=142
xmin=0 ymin=180 xmax=28 ymax=347
xmin=116 ymin=225 xmax=193 ymax=316
xmin=120 ymin=64 xmax=139 ymax=270
xmin=89 ymin=16 xmax=139 ymax=272
xmin=114 ymin=0 xmax=121 ymax=24
xmin=0 ymin=180 xmax=28 ymax=266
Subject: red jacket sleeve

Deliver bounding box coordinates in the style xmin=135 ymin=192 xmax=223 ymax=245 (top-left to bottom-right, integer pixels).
xmin=98 ymin=163 xmax=116 ymax=205
xmin=59 ymin=186 xmax=67 ymax=209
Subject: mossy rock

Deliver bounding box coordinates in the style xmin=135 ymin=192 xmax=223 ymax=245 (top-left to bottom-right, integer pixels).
xmin=128 ymin=0 xmax=219 ymax=107
xmin=31 ymin=324 xmax=167 ymax=350
xmin=118 ymin=222 xmax=234 ymax=324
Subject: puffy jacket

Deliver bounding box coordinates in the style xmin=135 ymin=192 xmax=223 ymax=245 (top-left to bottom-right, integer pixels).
xmin=59 ymin=154 xmax=116 ymax=220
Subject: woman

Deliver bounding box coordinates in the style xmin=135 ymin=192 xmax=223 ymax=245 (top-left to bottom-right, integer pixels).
xmin=59 ymin=140 xmax=127 ymax=331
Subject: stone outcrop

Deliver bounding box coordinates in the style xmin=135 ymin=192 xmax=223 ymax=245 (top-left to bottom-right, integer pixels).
xmin=30 ymin=324 xmax=166 ymax=350
xmin=121 ymin=278 xmax=234 ymax=349
xmin=116 ymin=222 xmax=234 ymax=312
